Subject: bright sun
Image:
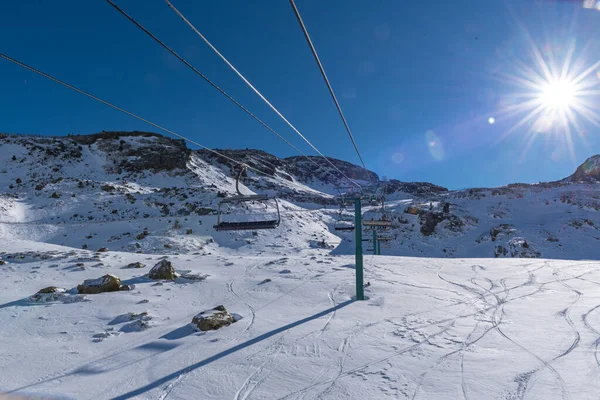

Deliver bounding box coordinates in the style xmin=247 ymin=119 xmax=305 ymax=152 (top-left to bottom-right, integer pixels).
xmin=539 ymin=79 xmax=577 ymax=111
xmin=496 ymin=33 xmax=600 ymax=163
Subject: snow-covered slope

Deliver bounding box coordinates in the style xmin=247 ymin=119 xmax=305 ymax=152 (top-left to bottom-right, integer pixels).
xmin=1 ymin=131 xmax=600 ymax=399
xmin=0 ymin=131 xmax=598 ymax=260
xmin=2 ymin=242 xmax=600 ymax=399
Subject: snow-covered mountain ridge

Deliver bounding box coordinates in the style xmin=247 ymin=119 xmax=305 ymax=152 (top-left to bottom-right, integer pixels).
xmin=0 ymin=131 xmax=598 ymax=259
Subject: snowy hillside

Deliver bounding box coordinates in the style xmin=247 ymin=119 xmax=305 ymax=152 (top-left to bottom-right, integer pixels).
xmin=0 ymin=131 xmax=597 ymax=260
xmin=1 ymin=131 xmax=600 ymax=399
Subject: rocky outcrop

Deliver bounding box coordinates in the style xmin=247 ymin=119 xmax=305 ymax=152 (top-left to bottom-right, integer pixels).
xmin=148 ymin=259 xmax=177 ymax=280
xmin=386 ymin=180 xmax=448 ymax=197
xmin=419 ymin=211 xmax=464 ymax=236
xmin=191 ymin=305 xmax=236 ymax=331
xmin=490 ymin=224 xmax=515 ymax=242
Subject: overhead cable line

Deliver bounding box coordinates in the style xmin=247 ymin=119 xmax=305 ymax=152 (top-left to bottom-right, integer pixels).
xmin=0 ymin=52 xmax=319 ymax=194
xmin=289 ymin=0 xmax=372 ymax=184
xmin=105 ymin=0 xmax=322 ymax=172
xmin=164 ymin=0 xmax=361 ymax=188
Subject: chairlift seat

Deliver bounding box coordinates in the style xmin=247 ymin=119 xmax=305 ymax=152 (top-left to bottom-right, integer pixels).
xmin=213 ymin=165 xmax=281 ymax=232
xmin=363 ymin=220 xmax=393 ymax=227
xmin=213 ymin=219 xmax=279 ymax=231
xmin=334 ymin=226 xmax=355 ymax=232
xmin=221 ymin=194 xmax=270 ymax=203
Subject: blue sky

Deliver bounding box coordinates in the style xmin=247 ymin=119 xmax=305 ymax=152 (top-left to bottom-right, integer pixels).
xmin=2 ymin=0 xmax=600 ymax=189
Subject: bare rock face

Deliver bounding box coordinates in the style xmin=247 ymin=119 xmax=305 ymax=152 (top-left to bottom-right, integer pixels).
xmin=77 ymin=274 xmax=121 ymax=294
xmin=148 ymin=259 xmax=177 ymax=280
xmin=192 ymin=305 xmax=236 ymax=331
xmin=490 ymin=224 xmax=515 ymax=242
xmin=419 ymin=212 xmax=464 ymax=236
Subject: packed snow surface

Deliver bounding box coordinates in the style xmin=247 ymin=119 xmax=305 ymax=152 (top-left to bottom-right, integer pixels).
xmin=1 ymin=240 xmax=600 ymax=399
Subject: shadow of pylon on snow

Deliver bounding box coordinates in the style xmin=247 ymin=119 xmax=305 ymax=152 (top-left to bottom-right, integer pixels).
xmin=112 ymin=299 xmax=356 ymax=400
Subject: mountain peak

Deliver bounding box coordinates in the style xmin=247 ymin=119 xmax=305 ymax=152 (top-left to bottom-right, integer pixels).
xmin=567 ymin=154 xmax=600 ymax=183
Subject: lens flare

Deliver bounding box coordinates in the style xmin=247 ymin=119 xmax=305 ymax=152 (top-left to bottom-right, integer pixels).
xmin=488 ymin=117 xmax=496 ymax=124
xmin=495 ymin=28 xmax=600 ymax=162
xmin=425 ymin=130 xmax=444 ymax=160
xmin=391 ymin=152 xmax=405 ymax=164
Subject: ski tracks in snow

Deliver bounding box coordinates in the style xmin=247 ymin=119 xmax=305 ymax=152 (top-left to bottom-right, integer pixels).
xmin=228 ymin=278 xmax=256 ymax=333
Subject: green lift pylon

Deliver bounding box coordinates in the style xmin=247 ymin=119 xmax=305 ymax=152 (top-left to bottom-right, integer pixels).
xmin=355 ymin=198 xmax=364 ymax=300
xmin=372 ymin=230 xmax=378 ymax=255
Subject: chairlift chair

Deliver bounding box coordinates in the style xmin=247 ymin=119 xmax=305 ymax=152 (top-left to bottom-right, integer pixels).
xmin=362 ymin=210 xmax=393 ymax=228
xmin=213 ymin=165 xmax=281 ymax=231
xmin=333 ymin=187 xmax=356 ymax=232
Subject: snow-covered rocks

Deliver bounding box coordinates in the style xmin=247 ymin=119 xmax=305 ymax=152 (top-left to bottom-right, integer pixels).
xmin=29 ymin=286 xmax=66 ymax=302
xmin=148 ymin=259 xmax=177 ymax=280
xmin=495 ymin=237 xmax=540 ymax=258
xmin=508 ymin=237 xmax=541 ymax=258
xmin=77 ymin=274 xmax=121 ymax=294
xmin=178 ymin=272 xmax=208 ymax=282
xmin=490 ymin=224 xmax=516 ymax=241
xmin=191 ymin=305 xmax=236 ymax=331
xmin=111 ymin=312 xmax=154 ymax=333
xmin=29 ymin=286 xmax=88 ymax=303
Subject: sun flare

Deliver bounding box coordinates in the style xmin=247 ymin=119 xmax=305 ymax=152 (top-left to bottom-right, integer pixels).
xmin=496 ymin=33 xmax=600 ymax=162
xmin=539 ymin=79 xmax=577 ymax=111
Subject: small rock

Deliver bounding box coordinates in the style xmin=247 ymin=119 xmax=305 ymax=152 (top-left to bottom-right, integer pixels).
xmin=138 ymin=299 xmax=150 ymax=304
xmin=259 ymin=278 xmax=272 ymax=285
xmin=279 ymin=269 xmax=291 ymax=274
xmin=192 ymin=305 xmax=236 ymax=332
xmin=123 ymin=262 xmax=145 ymax=269
xmin=29 ymin=287 xmax=73 ymax=303
xmin=148 ymin=259 xmax=177 ymax=280
xmin=119 ymin=285 xmax=132 ymax=291
xmin=179 ymin=273 xmax=209 ymax=282
xmin=38 ymin=286 xmax=62 ymax=294
xmin=97 ymin=247 xmax=109 ymax=253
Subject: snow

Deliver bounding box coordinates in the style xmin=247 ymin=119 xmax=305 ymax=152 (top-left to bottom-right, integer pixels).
xmin=1 ymin=133 xmax=599 ymax=399
xmin=1 ymin=241 xmax=600 ymax=399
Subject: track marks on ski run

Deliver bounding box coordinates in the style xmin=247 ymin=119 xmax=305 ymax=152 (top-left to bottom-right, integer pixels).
xmin=228 ymin=278 xmax=256 ymax=333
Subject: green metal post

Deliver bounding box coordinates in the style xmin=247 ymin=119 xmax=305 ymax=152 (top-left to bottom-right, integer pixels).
xmin=355 ymin=198 xmax=364 ymax=300
xmin=377 ymin=240 xmax=381 ymax=255
xmin=372 ymin=230 xmax=377 ymax=255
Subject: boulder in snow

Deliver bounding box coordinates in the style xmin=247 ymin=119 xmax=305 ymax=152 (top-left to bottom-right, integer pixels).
xmin=29 ymin=286 xmax=67 ymax=302
xmin=123 ymin=262 xmax=145 ymax=269
xmin=77 ymin=274 xmax=121 ymax=294
xmin=148 ymin=259 xmax=177 ymax=280
xmin=29 ymin=286 xmax=88 ymax=303
xmin=192 ymin=305 xmax=236 ymax=331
